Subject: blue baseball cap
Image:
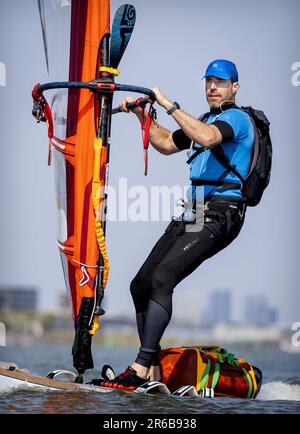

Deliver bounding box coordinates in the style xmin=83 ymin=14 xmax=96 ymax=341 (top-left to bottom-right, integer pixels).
xmin=203 ymin=59 xmax=239 ymax=82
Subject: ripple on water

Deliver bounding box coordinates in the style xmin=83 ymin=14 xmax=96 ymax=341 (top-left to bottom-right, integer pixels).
xmin=1 ymin=388 xmax=300 ymax=414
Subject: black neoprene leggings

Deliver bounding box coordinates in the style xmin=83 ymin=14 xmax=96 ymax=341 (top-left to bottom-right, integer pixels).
xmin=130 ymin=198 xmax=246 ymax=368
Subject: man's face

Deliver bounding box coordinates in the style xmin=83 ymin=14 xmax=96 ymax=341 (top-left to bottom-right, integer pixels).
xmin=205 ymin=76 xmax=239 ymax=108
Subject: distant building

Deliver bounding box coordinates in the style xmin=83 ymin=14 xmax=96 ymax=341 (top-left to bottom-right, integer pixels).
xmin=0 ymin=286 xmax=38 ymax=311
xmin=204 ymin=289 xmax=232 ymax=324
xmin=58 ymin=292 xmax=70 ymax=309
xmin=172 ymin=289 xmax=201 ymax=326
xmin=244 ymin=295 xmax=279 ymax=325
xmin=46 ymin=292 xmax=72 ymax=329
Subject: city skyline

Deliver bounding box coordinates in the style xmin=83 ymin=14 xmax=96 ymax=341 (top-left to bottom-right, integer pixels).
xmin=0 ymin=284 xmax=281 ymax=328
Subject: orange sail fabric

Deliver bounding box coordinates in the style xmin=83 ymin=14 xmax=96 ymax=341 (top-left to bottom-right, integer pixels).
xmin=51 ymin=0 xmax=110 ymax=319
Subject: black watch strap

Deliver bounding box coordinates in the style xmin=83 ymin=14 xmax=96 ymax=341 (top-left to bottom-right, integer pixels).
xmin=167 ymin=101 xmax=180 ymax=115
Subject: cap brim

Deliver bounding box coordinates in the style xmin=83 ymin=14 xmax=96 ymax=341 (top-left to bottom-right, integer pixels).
xmin=202 ymin=72 xmax=232 ymax=80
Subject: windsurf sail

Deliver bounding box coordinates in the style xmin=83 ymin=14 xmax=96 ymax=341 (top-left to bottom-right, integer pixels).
xmin=32 ymin=0 xmax=156 ymax=379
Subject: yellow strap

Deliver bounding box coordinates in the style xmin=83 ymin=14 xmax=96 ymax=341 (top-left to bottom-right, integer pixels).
xmin=93 ymin=137 xmax=102 ymax=184
xmin=89 ymin=138 xmax=110 ymax=336
xmin=89 ymin=315 xmax=99 ymax=336
xmin=99 ymin=66 xmax=120 ymax=76
xmin=95 ymin=218 xmax=110 ymax=287
xmin=92 ymin=137 xmax=110 ymax=288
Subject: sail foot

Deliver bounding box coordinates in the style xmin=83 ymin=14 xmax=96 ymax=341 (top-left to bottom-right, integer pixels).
xmin=72 ymin=297 xmax=95 ymax=374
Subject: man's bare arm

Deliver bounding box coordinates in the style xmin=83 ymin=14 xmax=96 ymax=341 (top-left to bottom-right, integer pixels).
xmin=171 ymin=108 xmax=222 ymax=148
xmin=118 ymin=93 xmax=222 ymax=155
xmin=153 ymin=88 xmax=222 ymax=148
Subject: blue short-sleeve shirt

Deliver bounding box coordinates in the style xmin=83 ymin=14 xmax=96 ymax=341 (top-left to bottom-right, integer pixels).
xmin=189 ymin=108 xmax=254 ymax=199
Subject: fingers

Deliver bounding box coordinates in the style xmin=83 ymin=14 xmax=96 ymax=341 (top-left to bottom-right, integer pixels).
xmin=152 ymin=87 xmax=160 ymax=101
xmin=151 ymin=87 xmax=170 ymax=109
xmin=119 ymin=96 xmax=135 ymax=113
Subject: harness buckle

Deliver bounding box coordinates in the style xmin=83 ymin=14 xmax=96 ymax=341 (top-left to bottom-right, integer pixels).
xmin=229 ymin=203 xmax=246 ymax=218
xmin=239 ymin=204 xmax=246 ymax=218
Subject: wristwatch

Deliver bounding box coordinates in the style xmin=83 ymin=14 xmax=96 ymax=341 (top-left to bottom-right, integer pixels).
xmin=167 ymin=101 xmax=180 ymax=115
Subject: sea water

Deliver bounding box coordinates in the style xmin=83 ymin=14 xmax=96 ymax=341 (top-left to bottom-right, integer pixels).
xmin=0 ymin=342 xmax=299 ymax=414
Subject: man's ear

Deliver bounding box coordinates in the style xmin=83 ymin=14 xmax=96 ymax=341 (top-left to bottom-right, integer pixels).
xmin=232 ymin=82 xmax=240 ymax=95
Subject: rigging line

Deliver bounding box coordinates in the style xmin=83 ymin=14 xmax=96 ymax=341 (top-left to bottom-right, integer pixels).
xmin=73 ymin=259 xmax=99 ymax=269
xmin=37 ymin=0 xmax=49 ymax=74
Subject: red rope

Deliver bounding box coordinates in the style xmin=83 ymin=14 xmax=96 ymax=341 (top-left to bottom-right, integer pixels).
xmin=135 ymin=98 xmax=154 ymax=176
xmin=32 ymin=83 xmax=54 ymax=165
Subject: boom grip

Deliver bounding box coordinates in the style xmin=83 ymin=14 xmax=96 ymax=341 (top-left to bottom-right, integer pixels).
xmin=35 ymin=81 xmax=156 ymax=102
xmin=115 ymin=84 xmax=155 ymax=101
xmin=112 ymin=97 xmax=150 ymax=115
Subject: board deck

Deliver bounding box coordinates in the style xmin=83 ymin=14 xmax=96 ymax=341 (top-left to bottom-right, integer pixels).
xmin=0 ymin=363 xmax=112 ymax=393
xmin=0 ymin=362 xmax=171 ymax=395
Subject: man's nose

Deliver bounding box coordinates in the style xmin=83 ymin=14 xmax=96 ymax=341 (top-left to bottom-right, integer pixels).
xmin=209 ymin=81 xmax=217 ymax=90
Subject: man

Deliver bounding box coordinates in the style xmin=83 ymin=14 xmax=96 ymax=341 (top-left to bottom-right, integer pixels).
xmin=96 ymin=59 xmax=254 ymax=390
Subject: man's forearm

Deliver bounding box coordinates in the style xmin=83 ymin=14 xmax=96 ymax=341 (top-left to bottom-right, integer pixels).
xmin=154 ymin=91 xmax=221 ymax=148
xmin=170 ymin=108 xmax=218 ymax=148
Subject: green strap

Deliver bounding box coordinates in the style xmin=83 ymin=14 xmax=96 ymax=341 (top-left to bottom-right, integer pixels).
xmin=200 ymin=359 xmax=211 ymax=390
xmin=211 ymin=362 xmax=220 ymax=389
xmin=216 ymin=352 xmax=224 ymax=363
xmin=218 ymin=348 xmax=240 ymax=367
xmin=242 ymin=368 xmax=253 ymax=399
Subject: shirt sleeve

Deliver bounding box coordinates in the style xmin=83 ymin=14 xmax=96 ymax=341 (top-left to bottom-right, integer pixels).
xmin=211 ymin=120 xmax=234 ymax=143
xmin=213 ymin=109 xmax=250 ymax=141
xmin=172 ymin=129 xmax=192 ymax=150
xmin=172 ymin=109 xmax=249 ymax=149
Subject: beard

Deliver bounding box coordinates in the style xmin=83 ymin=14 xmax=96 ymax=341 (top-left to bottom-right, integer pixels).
xmin=207 ymin=97 xmax=221 ymax=109
xmin=208 ymin=100 xmax=220 ymax=108
xmin=207 ymin=93 xmax=235 ymax=109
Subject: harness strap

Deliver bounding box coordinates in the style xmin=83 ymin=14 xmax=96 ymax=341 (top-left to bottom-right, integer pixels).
xmin=186 ymin=146 xmax=205 ymax=164
xmin=191 ymin=179 xmax=241 ymax=191
xmin=187 ymin=111 xmax=247 ymax=191
xmin=210 ymin=146 xmax=246 ymax=185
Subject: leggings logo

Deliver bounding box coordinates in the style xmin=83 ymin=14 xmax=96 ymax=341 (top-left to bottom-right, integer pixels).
xmin=291 ymin=322 xmax=300 ymax=347
xmin=0 ymin=322 xmax=6 ymax=346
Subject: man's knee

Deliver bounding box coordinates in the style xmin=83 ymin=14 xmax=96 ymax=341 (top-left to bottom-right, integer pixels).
xmin=130 ymin=274 xmax=149 ymax=304
xmin=130 ymin=275 xmax=139 ymax=299
xmin=150 ymin=270 xmax=174 ymax=316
